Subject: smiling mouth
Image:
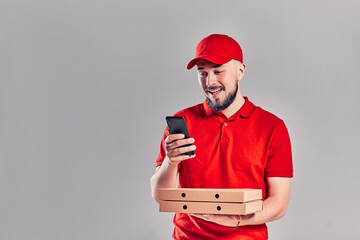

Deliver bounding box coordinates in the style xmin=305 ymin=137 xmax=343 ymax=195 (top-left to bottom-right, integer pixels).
xmin=206 ymin=86 xmax=224 ymax=96
xmin=209 ymin=89 xmax=222 ymax=94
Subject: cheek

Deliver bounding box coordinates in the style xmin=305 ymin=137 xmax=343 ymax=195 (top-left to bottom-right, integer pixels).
xmin=223 ymin=75 xmax=235 ymax=87
xmin=198 ymin=78 xmax=207 ymax=89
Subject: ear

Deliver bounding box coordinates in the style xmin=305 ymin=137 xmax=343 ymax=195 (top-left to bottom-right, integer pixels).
xmin=237 ymin=63 xmax=246 ymax=80
xmin=239 ymin=63 xmax=246 ymax=73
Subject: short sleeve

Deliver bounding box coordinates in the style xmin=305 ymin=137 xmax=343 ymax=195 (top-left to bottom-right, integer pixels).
xmin=156 ymin=128 xmax=168 ymax=168
xmin=265 ymin=120 xmax=293 ymax=178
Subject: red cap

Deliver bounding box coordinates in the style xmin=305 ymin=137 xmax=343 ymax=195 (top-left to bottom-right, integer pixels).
xmin=187 ymin=34 xmax=243 ymax=70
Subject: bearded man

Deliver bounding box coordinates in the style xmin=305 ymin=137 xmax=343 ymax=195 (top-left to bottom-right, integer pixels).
xmin=151 ymin=34 xmax=293 ymax=240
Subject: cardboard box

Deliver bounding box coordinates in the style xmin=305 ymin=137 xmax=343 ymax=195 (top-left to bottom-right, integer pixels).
xmin=159 ymin=200 xmax=263 ymax=215
xmin=158 ymin=188 xmax=262 ymax=203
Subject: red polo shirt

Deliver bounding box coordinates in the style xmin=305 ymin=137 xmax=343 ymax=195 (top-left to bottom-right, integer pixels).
xmin=156 ymin=97 xmax=293 ymax=240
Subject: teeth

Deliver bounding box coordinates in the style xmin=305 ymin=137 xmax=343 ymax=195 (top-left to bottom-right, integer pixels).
xmin=210 ymin=89 xmax=221 ymax=93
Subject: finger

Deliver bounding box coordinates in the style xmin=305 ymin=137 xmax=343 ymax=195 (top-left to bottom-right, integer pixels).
xmin=165 ymin=134 xmax=185 ymax=144
xmin=165 ymin=142 xmax=181 ymax=152
xmin=189 ymin=213 xmax=207 ymax=220
xmin=168 ymin=154 xmax=195 ymax=162
xmin=165 ymin=139 xmax=195 ymax=153
xmin=190 ymin=213 xmax=205 ymax=217
xmin=168 ymin=154 xmax=195 ymax=166
xmin=165 ymin=129 xmax=170 ymax=136
xmin=166 ymin=140 xmax=195 ymax=153
xmin=202 ymin=214 xmax=215 ymax=221
xmin=191 ymin=214 xmax=213 ymax=222
xmin=168 ymin=138 xmax=195 ymax=149
xmin=168 ymin=155 xmax=195 ymax=166
xmin=169 ymin=145 xmax=196 ymax=156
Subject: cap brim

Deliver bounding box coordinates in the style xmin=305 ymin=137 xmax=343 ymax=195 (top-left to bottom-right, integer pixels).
xmin=187 ymin=55 xmax=233 ymax=70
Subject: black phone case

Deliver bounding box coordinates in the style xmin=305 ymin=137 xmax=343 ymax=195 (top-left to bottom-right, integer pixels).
xmin=166 ymin=116 xmax=195 ymax=156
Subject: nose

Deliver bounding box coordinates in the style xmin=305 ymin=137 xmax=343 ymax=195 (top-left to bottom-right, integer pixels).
xmin=206 ymin=72 xmax=217 ymax=86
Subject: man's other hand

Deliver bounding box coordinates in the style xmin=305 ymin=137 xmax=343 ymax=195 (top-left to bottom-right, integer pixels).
xmin=190 ymin=214 xmax=242 ymax=228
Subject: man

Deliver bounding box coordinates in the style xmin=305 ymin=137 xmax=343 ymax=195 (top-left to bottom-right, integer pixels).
xmin=150 ymin=34 xmax=293 ymax=239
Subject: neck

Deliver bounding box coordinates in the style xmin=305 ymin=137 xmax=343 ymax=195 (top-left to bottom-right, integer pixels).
xmin=221 ymin=92 xmax=245 ymax=118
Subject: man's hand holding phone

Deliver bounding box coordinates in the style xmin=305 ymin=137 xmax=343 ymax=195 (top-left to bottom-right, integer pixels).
xmin=165 ymin=130 xmax=196 ymax=165
xmin=165 ymin=116 xmax=196 ymax=166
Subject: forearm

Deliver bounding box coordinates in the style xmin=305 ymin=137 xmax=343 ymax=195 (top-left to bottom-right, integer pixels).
xmin=151 ymin=132 xmax=196 ymax=202
xmin=192 ymin=178 xmax=291 ymax=227
xmin=240 ymin=178 xmax=291 ymax=226
xmin=239 ymin=195 xmax=288 ymax=226
xmin=191 ymin=196 xmax=288 ymax=228
xmin=150 ymin=156 xmax=178 ymax=202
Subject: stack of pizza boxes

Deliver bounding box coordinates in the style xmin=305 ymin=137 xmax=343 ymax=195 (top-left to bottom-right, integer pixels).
xmin=158 ymin=188 xmax=263 ymax=215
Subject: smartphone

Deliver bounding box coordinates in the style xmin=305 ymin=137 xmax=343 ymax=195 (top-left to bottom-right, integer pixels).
xmin=166 ymin=116 xmax=195 ymax=156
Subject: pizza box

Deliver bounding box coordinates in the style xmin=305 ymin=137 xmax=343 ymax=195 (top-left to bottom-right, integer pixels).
xmin=159 ymin=200 xmax=263 ymax=215
xmin=158 ymin=188 xmax=262 ymax=203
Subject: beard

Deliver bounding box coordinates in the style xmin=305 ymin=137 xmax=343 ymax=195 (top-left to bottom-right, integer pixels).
xmin=206 ymin=80 xmax=239 ymax=112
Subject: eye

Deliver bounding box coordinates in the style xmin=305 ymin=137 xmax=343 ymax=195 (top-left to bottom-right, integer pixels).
xmin=215 ymin=70 xmax=223 ymax=74
xmin=198 ymin=72 xmax=207 ymax=77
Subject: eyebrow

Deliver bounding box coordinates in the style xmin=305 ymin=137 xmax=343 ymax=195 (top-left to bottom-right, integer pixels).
xmin=197 ymin=64 xmax=222 ymax=70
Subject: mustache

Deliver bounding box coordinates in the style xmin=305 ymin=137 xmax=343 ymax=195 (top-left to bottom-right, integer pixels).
xmin=205 ymin=85 xmax=224 ymax=91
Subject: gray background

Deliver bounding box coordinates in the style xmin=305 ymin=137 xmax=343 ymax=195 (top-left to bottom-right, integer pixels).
xmin=0 ymin=0 xmax=359 ymax=239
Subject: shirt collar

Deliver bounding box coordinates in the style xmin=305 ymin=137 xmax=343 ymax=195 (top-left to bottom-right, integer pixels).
xmin=203 ymin=96 xmax=255 ymax=118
